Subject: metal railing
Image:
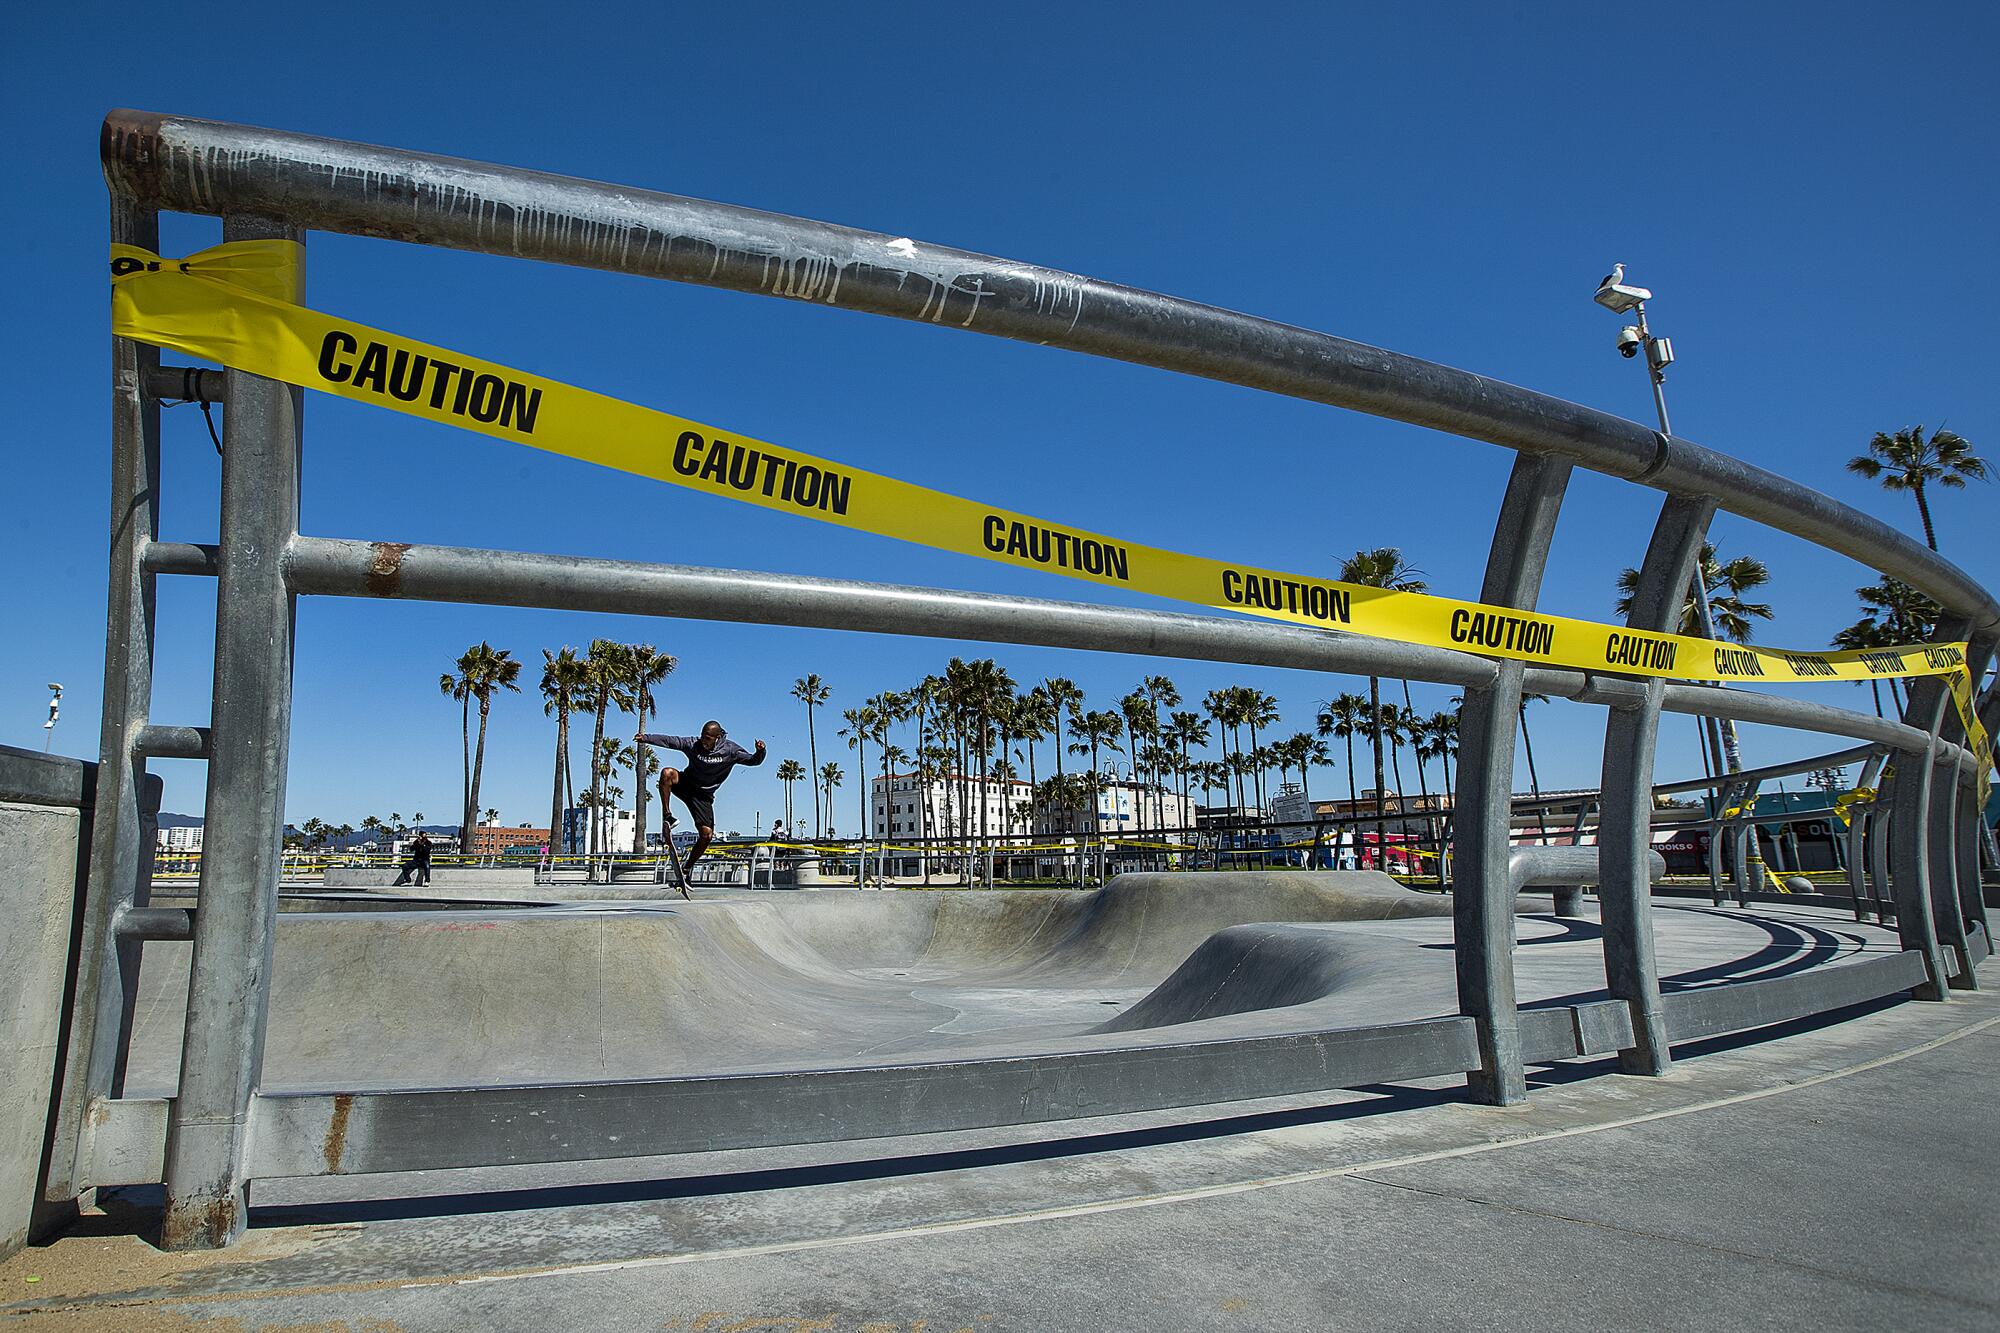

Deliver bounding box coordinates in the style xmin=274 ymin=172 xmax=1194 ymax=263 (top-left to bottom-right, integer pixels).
xmin=50 ymin=109 xmax=1998 ymax=1249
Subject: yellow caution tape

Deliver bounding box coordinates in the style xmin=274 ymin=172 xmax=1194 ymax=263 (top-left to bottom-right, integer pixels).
xmin=108 ymin=240 xmax=1992 ymax=777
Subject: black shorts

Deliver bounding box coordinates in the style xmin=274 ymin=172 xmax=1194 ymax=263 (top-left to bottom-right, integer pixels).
xmin=673 ymin=784 xmax=718 ymax=831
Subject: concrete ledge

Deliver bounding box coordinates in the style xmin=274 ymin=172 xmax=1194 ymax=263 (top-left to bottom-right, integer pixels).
xmin=1663 ymin=949 xmax=1930 ymax=1043
xmin=0 ymin=744 xmax=94 ymax=810
xmin=324 ymin=867 xmax=539 ymax=889
xmin=244 ymin=1016 xmax=1481 ymax=1178
xmin=0 ymin=799 xmax=83 ymax=1259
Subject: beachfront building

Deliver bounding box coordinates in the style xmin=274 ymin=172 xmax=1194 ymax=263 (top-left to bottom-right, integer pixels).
xmin=871 ymin=772 xmax=1034 ymax=842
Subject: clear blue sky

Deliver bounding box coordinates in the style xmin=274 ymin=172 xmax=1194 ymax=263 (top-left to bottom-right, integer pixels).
xmin=6 ymin=3 xmax=1995 ymax=832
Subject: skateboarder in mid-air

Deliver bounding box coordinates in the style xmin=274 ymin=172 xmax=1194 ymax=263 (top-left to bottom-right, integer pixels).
xmin=638 ymin=720 xmax=766 ymax=875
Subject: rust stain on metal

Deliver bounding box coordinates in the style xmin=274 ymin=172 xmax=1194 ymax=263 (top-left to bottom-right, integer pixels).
xmin=365 ymin=542 xmax=411 ymax=598
xmin=323 ymin=1093 xmax=355 ymax=1174
xmin=101 ymin=110 xmax=166 ymax=204
xmin=161 ymin=1192 xmax=242 ymax=1251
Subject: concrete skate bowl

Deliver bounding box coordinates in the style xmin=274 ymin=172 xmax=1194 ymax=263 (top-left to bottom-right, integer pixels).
xmin=124 ymin=872 xmax=1460 ymax=1095
xmin=119 ymin=867 xmax=1927 ymax=1168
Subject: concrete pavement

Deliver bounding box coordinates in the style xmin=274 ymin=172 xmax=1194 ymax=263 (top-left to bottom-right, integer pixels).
xmin=6 ymin=968 xmax=1993 ymax=1329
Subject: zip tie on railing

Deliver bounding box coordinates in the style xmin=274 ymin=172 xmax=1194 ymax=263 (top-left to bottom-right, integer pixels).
xmin=158 ymin=364 xmax=226 ymax=454
xmin=106 ymin=239 xmax=1993 ymax=792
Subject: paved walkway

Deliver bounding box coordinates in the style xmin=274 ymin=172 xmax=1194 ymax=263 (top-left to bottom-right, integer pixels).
xmin=5 ymin=984 xmax=1995 ymax=1330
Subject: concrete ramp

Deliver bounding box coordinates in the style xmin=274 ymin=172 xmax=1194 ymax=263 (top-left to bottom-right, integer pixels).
xmin=126 ymin=872 xmax=1453 ymax=1092
xmin=1098 ymin=922 xmax=1434 ymax=1032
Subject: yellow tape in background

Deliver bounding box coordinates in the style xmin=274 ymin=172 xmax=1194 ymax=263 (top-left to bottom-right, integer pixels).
xmin=109 ymin=241 xmax=1992 ymax=775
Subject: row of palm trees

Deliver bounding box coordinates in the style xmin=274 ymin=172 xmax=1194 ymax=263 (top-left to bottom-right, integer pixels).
xmin=288 ymin=810 xmax=459 ymax=852
xmin=432 ymin=638 xmax=686 ymax=855
xmin=536 ymin=640 xmax=678 ymax=854
xmin=781 ymin=659 xmax=1470 ymax=853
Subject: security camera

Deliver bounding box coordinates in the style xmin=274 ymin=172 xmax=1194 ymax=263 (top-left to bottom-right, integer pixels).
xmin=1616 ymin=327 xmax=1644 ymax=358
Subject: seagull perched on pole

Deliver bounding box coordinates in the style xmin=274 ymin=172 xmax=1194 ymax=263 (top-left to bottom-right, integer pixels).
xmin=1593 ymin=263 xmax=1651 ymax=312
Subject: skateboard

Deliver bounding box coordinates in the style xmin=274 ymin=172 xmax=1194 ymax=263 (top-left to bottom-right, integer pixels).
xmin=661 ymin=809 xmax=692 ymax=899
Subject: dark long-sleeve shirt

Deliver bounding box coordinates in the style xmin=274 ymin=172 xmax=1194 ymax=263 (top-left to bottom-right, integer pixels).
xmin=637 ymin=734 xmax=765 ymax=789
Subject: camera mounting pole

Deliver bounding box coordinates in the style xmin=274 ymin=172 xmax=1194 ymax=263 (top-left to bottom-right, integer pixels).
xmin=1628 ymin=295 xmax=1742 ymax=776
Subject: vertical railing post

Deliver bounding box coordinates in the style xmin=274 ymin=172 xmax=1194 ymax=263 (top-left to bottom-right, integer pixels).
xmin=1886 ymin=618 xmax=1971 ymax=1001
xmin=1596 ymin=492 xmax=1715 ymax=1076
xmin=1952 ymin=637 xmax=1995 ymax=952
xmin=1454 ymin=452 xmax=1570 ymax=1106
xmin=1845 ymin=751 xmax=1886 ymax=921
xmin=160 ymin=216 xmax=303 ymax=1250
xmin=1978 ymin=684 xmax=2000 ymax=873
xmin=1868 ymin=790 xmax=1895 ymax=926
xmin=45 ymin=195 xmax=166 ymax=1202
xmin=1925 ymin=634 xmax=1993 ymax=986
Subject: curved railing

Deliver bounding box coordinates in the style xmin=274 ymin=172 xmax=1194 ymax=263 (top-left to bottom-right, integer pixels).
xmin=51 ymin=111 xmax=1995 ymax=1248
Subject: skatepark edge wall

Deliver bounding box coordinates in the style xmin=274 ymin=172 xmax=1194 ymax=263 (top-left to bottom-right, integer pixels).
xmin=0 ymin=745 xmax=157 ymax=1261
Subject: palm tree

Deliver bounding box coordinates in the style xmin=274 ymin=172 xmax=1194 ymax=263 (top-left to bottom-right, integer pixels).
xmin=1067 ymin=708 xmax=1125 ymax=814
xmin=1853 ymin=577 xmax=1942 ymax=643
xmin=595 ymin=736 xmax=636 ymax=845
xmin=1274 ymin=733 xmax=1322 ymax=804
xmin=818 ymin=762 xmax=844 ymax=838
xmin=1119 ymin=690 xmax=1158 ymax=831
xmin=1846 ymin=425 xmax=1988 ymax=551
xmin=1421 ymin=711 xmax=1459 ymax=807
xmin=792 ymin=675 xmax=833 ymax=835
xmin=1340 ymin=548 xmax=1428 ymax=845
xmin=360 ymin=814 xmax=383 ymax=850
xmin=775 ymin=758 xmax=807 ymax=833
xmin=540 ymin=647 xmax=590 ymax=853
xmin=1615 ymin=542 xmax=1772 ymax=773
xmin=1041 ymin=677 xmax=1084 ymax=789
xmin=1418 ymin=709 xmax=1460 ymax=887
xmin=584 ymin=640 xmax=631 ymax=854
xmin=1831 ymin=619 xmax=1894 ymax=718
xmin=1377 ymin=704 xmax=1410 ymax=819
xmin=1316 ymin=693 xmax=1369 ymax=824
xmin=438 ymin=659 xmax=471 ymax=838
xmin=1141 ymin=675 xmax=1181 ymax=826
xmin=1240 ymin=688 xmax=1280 ymax=810
xmin=445 ymin=642 xmax=521 ymax=838
xmin=1398 ymin=705 xmax=1436 ymax=824
xmin=870 ymin=690 xmax=909 ymax=837
xmin=1207 ymin=760 xmax=1235 ymax=809
xmin=625 ymin=644 xmax=678 ymax=853
xmin=1836 ymin=578 xmax=1944 ymax=717
xmin=839 ymin=702 xmax=880 ymax=839
xmin=1014 ymin=687 xmax=1055 ymax=796
xmin=1614 ymin=544 xmax=1774 ymax=643
xmin=1203 ymin=688 xmax=1247 ymax=811
xmin=1167 ymin=711 xmax=1211 ymax=819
